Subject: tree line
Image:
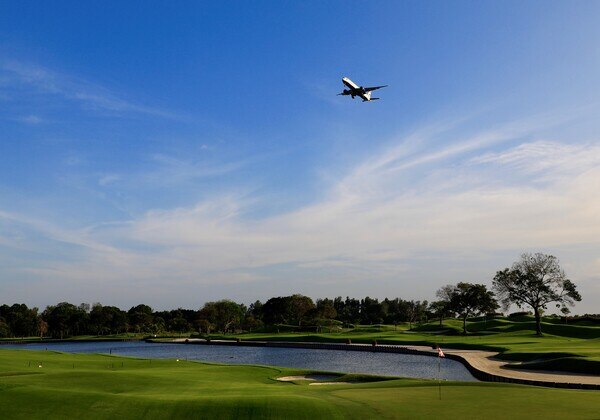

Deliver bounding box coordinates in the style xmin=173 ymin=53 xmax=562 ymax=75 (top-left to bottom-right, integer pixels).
xmin=0 ymin=297 xmax=432 ymax=339
xmin=0 ymin=253 xmax=582 ymax=338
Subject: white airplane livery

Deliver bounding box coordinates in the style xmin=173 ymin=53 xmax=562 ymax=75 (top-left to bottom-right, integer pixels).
xmin=338 ymin=77 xmax=387 ymax=102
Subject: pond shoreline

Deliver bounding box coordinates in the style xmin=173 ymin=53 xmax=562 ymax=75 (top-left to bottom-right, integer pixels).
xmin=161 ymin=338 xmax=600 ymax=390
xmin=2 ymin=337 xmax=598 ymax=389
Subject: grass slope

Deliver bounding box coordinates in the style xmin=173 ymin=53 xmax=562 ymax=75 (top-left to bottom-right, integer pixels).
xmin=1 ymin=349 xmax=599 ymax=419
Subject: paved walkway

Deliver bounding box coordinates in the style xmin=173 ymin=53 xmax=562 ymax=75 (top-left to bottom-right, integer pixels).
xmin=407 ymin=345 xmax=600 ymax=386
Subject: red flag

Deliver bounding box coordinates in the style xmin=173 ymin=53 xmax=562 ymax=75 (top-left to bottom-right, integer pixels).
xmin=437 ymin=347 xmax=445 ymax=358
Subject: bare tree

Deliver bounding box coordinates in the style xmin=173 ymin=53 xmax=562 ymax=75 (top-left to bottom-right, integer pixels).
xmin=493 ymin=253 xmax=581 ymax=335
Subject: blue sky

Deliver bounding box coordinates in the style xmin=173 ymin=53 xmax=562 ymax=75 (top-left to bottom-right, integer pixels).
xmin=1 ymin=1 xmax=599 ymax=312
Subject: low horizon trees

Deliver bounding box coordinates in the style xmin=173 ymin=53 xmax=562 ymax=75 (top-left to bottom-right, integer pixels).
xmin=0 ymin=260 xmax=585 ymax=339
xmin=493 ymin=253 xmax=581 ymax=335
xmin=0 ymin=304 xmax=39 ymax=338
xmin=43 ymin=302 xmax=88 ymax=339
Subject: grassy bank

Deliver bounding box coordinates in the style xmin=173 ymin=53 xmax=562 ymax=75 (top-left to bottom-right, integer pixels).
xmin=1 ymin=349 xmax=598 ymax=419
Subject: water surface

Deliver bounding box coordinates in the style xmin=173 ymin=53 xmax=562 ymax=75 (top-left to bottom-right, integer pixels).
xmin=1 ymin=341 xmax=476 ymax=381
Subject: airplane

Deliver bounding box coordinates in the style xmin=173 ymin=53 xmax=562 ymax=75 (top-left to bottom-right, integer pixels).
xmin=338 ymin=77 xmax=388 ymax=102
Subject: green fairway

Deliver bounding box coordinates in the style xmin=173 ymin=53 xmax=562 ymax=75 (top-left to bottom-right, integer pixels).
xmin=1 ymin=349 xmax=599 ymax=419
xmin=206 ymin=317 xmax=600 ymax=374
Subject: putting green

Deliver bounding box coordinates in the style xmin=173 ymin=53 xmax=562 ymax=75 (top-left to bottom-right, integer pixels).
xmin=1 ymin=349 xmax=598 ymax=419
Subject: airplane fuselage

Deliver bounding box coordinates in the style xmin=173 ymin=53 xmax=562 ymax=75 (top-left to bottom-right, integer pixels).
xmin=340 ymin=77 xmax=374 ymax=101
xmin=339 ymin=77 xmax=388 ymax=102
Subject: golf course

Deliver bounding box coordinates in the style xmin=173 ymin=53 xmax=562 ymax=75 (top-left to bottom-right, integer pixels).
xmin=2 ymin=316 xmax=599 ymax=419
xmin=1 ymin=348 xmax=599 ymax=419
xmin=204 ymin=315 xmax=600 ymax=375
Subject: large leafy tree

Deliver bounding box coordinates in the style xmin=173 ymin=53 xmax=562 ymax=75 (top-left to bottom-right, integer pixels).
xmin=199 ymin=300 xmax=245 ymax=333
xmin=441 ymin=283 xmax=497 ymax=334
xmin=128 ymin=304 xmax=154 ymax=333
xmin=261 ymin=296 xmax=293 ymax=325
xmin=493 ymin=253 xmax=581 ymax=335
xmin=289 ymin=294 xmax=315 ymax=326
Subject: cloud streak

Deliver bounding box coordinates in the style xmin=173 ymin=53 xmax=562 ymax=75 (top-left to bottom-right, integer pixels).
xmin=0 ymin=59 xmax=180 ymax=119
xmin=1 ymin=110 xmax=599 ymax=309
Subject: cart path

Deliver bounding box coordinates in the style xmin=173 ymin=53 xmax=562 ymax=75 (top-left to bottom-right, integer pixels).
xmin=407 ymin=346 xmax=600 ymax=386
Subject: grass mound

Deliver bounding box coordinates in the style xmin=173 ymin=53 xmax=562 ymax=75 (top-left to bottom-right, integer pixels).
xmin=506 ymin=357 xmax=600 ymax=375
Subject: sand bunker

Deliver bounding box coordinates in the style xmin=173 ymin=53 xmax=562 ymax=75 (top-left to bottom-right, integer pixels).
xmin=276 ymin=374 xmax=340 ymax=382
xmin=308 ymin=382 xmax=351 ymax=386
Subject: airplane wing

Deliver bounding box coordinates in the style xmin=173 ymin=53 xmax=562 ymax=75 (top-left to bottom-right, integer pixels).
xmin=363 ymin=85 xmax=388 ymax=92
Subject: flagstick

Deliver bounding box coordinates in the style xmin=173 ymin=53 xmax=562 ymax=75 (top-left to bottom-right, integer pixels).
xmin=438 ymin=356 xmax=441 ymax=400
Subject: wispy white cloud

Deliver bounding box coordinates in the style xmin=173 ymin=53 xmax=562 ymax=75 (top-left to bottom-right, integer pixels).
xmin=98 ymin=174 xmax=121 ymax=187
xmin=91 ymin=153 xmax=247 ymax=191
xmin=0 ymin=59 xmax=181 ymax=119
xmin=13 ymin=114 xmax=43 ymax=124
xmin=144 ymin=154 xmax=244 ymax=185
xmin=1 ymin=111 xmax=599 ymax=309
xmin=471 ymin=141 xmax=600 ymax=177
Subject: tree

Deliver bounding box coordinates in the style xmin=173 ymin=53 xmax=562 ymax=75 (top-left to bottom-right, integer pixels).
xmin=0 ymin=318 xmax=9 ymax=338
xmin=37 ymin=318 xmax=48 ymax=338
xmin=405 ymin=300 xmax=428 ymax=330
xmin=248 ymin=300 xmax=264 ymax=321
xmin=428 ymin=300 xmax=451 ymax=327
xmin=334 ymin=297 xmax=361 ymax=326
xmin=195 ymin=318 xmax=213 ymax=334
xmin=169 ymin=317 xmax=190 ymax=334
xmin=43 ymin=302 xmax=87 ymax=339
xmin=128 ymin=304 xmax=154 ymax=333
xmin=433 ymin=284 xmax=458 ymax=328
xmin=262 ymin=297 xmax=293 ymax=325
xmin=199 ymin=300 xmax=244 ymax=333
xmin=444 ymin=283 xmax=498 ymax=334
xmin=289 ymin=294 xmax=315 ymax=326
xmin=0 ymin=304 xmax=39 ymax=337
xmin=315 ymin=298 xmax=337 ymax=320
xmin=493 ymin=253 xmax=581 ymax=335
xmin=360 ymin=297 xmax=385 ymax=325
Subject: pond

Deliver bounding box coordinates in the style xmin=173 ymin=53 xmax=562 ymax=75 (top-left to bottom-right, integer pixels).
xmin=1 ymin=341 xmax=477 ymax=381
